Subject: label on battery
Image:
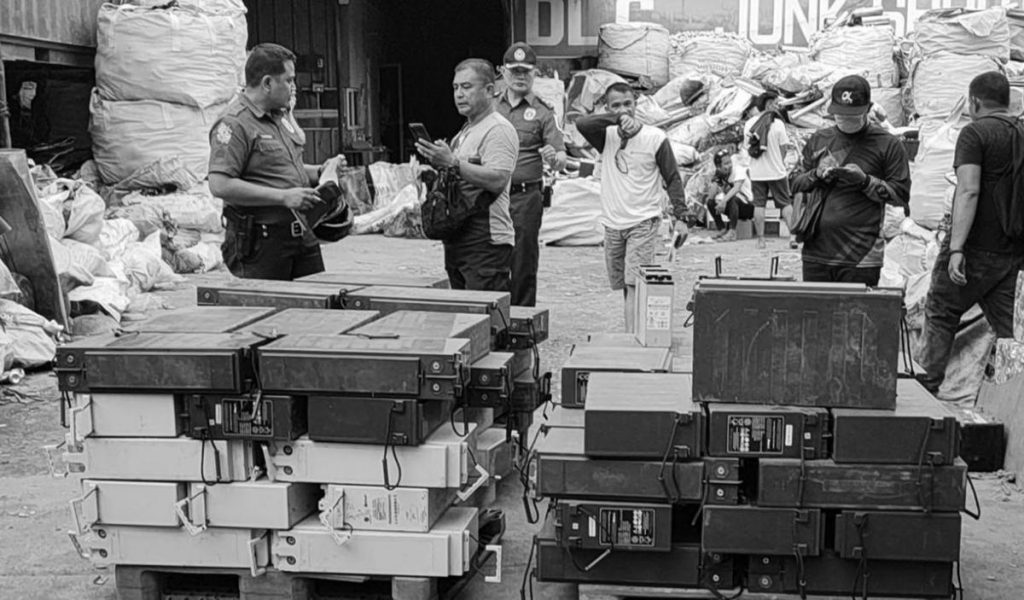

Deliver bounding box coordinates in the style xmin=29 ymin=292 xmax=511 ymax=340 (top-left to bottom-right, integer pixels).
xmin=598 ymin=508 xmax=655 ymax=548
xmin=645 ymin=296 xmax=672 ymax=331
xmin=727 ymin=415 xmax=786 ymax=455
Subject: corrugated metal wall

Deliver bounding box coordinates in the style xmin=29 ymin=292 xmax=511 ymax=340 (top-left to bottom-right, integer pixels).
xmin=0 ymin=0 xmax=105 ymax=48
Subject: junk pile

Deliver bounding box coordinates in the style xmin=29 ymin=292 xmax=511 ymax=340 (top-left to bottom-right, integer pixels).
xmin=53 ymin=279 xmax=556 ymax=597
xmin=319 ymin=157 xmax=430 ymax=239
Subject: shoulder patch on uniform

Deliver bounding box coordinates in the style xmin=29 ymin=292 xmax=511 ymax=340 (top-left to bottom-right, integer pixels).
xmin=215 ymin=122 xmax=233 ymax=145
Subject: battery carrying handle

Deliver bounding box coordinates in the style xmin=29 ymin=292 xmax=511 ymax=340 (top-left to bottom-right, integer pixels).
xmin=484 ymin=544 xmax=503 ymax=583
xmin=456 ymin=464 xmax=490 ymax=502
xmin=44 ymin=441 xmax=70 ymax=479
xmin=68 ymin=482 xmax=98 ymax=536
xmin=68 ymin=396 xmax=92 ymax=446
xmin=317 ymin=490 xmax=354 ymax=547
xmin=174 ymin=486 xmax=208 ymax=536
xmin=248 ymin=530 xmax=269 ymax=577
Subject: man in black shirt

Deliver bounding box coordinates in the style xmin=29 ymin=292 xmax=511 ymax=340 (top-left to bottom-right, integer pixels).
xmin=919 ymin=72 xmax=1024 ymax=393
xmin=791 ymin=75 xmax=910 ymax=285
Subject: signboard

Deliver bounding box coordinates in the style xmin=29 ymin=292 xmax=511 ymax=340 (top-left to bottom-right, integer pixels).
xmin=512 ymin=0 xmax=1012 ymax=57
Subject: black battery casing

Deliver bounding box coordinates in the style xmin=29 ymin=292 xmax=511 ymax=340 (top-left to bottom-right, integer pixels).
xmin=182 ymin=394 xmax=307 ymax=441
xmin=306 ymin=395 xmax=451 ymax=446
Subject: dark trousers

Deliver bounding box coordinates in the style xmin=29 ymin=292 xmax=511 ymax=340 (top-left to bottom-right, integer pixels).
xmin=444 ymin=241 xmax=512 ymax=292
xmin=918 ymin=245 xmax=1023 ymax=392
xmin=510 ymin=188 xmax=543 ymax=306
xmin=708 ymin=197 xmax=754 ymax=231
xmin=223 ymin=225 xmax=324 ymax=281
xmin=802 ymin=261 xmax=881 ymax=286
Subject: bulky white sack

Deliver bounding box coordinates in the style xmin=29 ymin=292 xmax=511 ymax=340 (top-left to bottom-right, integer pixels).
xmin=652 ymin=73 xmax=721 ymax=109
xmin=598 ymin=22 xmax=671 ymax=86
xmin=671 ymin=141 xmax=700 ymax=167
xmin=913 ymin=7 xmax=1010 ymax=63
xmin=49 ymin=236 xmax=95 ymax=288
xmin=120 ymin=231 xmax=185 ymax=292
xmin=1010 ymin=11 xmax=1024 ymax=61
xmin=37 ymin=179 xmax=105 ymax=244
xmin=666 ymin=116 xmax=712 ymax=148
xmin=532 ymin=76 xmax=567 ymax=128
xmin=567 ymin=70 xmax=627 ymax=117
xmin=635 ymin=95 xmax=671 ymax=125
xmin=873 ymin=87 xmax=906 ymax=128
xmin=120 ymin=182 xmax=224 ymax=233
xmin=706 ymin=87 xmax=754 ymax=133
xmin=909 ymin=115 xmax=966 ymax=229
xmin=539 ymin=178 xmax=603 ymax=247
xmin=0 ymin=299 xmax=60 ymax=369
xmin=911 ymin=53 xmax=1001 ymax=120
xmin=669 ymin=32 xmax=752 ymax=79
xmin=96 ymin=1 xmax=247 ymax=108
xmin=811 ymin=26 xmax=897 ymax=88
xmin=89 ymin=89 xmax=226 ymax=185
xmin=98 ymin=218 xmax=141 ymax=262
xmin=879 ymin=231 xmax=939 ymax=288
xmin=68 ymin=277 xmax=131 ymax=322
xmin=173 ymin=242 xmax=224 ymax=274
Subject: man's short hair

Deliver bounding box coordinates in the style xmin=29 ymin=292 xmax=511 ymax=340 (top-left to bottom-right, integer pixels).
xmin=245 ymin=43 xmax=296 ymax=88
xmin=604 ymin=82 xmax=636 ymax=103
xmin=754 ymin=91 xmax=778 ymax=112
xmin=454 ymin=59 xmax=496 ymax=86
xmin=969 ymin=71 xmax=1010 ymax=108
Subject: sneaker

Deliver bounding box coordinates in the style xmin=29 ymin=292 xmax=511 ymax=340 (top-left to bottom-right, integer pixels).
xmin=712 ymin=230 xmax=728 ymax=240
xmin=756 ymin=237 xmax=767 ymax=250
xmin=718 ymin=230 xmax=737 ymax=242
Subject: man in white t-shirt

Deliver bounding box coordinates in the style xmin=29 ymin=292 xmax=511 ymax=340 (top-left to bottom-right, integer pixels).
xmin=744 ymin=92 xmax=797 ymax=249
xmin=416 ymin=59 xmax=518 ymax=291
xmin=577 ymin=82 xmax=688 ymax=332
xmin=704 ymin=149 xmax=754 ymax=242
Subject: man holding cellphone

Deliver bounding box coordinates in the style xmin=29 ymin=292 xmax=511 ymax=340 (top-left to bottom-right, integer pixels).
xmin=208 ymin=43 xmax=344 ymax=280
xmin=790 ymin=75 xmax=909 ymax=285
xmin=415 ymin=58 xmax=518 ymax=292
xmin=495 ymin=42 xmax=566 ymax=306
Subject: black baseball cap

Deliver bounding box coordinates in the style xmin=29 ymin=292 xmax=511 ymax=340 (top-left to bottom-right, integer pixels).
xmin=503 ymin=42 xmax=537 ymax=70
xmin=828 ymin=75 xmax=872 ymax=116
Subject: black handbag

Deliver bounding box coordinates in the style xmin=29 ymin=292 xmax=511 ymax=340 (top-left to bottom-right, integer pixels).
xmin=420 ymin=166 xmax=493 ymax=241
xmin=791 ymin=188 xmax=825 ymax=243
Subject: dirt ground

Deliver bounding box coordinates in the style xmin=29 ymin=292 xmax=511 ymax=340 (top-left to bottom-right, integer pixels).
xmin=0 ymin=231 xmax=1022 ymax=599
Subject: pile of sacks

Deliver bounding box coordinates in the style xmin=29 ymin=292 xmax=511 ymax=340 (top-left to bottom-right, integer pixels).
xmin=32 ymin=165 xmax=187 ymax=324
xmin=319 ymin=157 xmax=429 ymax=239
xmin=90 ymin=0 xmax=247 ymax=187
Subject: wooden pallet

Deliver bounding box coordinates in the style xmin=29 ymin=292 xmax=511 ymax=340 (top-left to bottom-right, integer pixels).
xmin=113 ymin=565 xmax=470 ymax=600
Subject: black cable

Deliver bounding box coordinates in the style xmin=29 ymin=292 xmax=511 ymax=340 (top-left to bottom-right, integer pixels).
xmin=449 ymin=404 xmax=470 ymax=438
xmin=794 ymin=548 xmax=808 ymax=600
xmin=850 ymin=515 xmax=869 ymax=600
xmin=520 ymin=534 xmax=536 ymax=600
xmin=962 ymin=472 xmax=982 ymax=520
xmin=199 ymin=430 xmax=223 ymax=487
xmin=955 ymin=560 xmax=964 ymax=600
xmin=382 ymin=407 xmax=402 ymax=491
xmin=914 ymin=422 xmax=935 ymax=513
xmin=657 ymin=417 xmax=684 ymax=503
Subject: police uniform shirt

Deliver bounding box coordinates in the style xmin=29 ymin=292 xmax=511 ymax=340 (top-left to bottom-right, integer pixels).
xmin=495 ymin=92 xmax=564 ymax=185
xmin=209 ymin=94 xmax=309 ymax=226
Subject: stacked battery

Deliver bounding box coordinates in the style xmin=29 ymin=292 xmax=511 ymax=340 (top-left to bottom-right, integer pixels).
xmin=532 ymin=280 xmax=965 ymax=598
xmin=532 ymin=372 xmax=739 ymax=590
xmin=54 ymin=278 xmax=534 ymax=583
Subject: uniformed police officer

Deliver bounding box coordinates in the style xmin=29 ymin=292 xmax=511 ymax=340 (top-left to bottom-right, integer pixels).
xmin=495 ymin=43 xmax=566 ymax=307
xmin=208 ymin=43 xmax=341 ymax=281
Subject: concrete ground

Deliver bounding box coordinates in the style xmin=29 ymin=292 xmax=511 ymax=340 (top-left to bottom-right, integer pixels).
xmin=1 ymin=232 xmax=1022 ymax=599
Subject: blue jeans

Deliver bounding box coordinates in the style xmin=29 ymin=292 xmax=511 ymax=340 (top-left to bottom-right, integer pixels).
xmin=918 ymin=243 xmax=1023 ymax=392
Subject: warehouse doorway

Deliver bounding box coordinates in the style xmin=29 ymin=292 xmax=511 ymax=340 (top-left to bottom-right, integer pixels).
xmin=376 ymin=0 xmax=509 ymax=160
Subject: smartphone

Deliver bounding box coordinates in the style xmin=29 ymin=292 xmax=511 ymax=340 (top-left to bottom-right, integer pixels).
xmin=409 ymin=122 xmax=432 ymax=143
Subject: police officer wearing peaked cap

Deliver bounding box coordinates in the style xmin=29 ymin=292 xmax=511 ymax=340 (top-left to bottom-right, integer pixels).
xmin=495 ymin=42 xmax=567 ymax=307
xmin=208 ymin=43 xmax=346 ymax=281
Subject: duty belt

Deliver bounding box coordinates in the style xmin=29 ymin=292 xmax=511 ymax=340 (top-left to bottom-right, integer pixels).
xmin=510 ymin=180 xmax=543 ymax=194
xmin=256 ymin=221 xmax=304 ymax=239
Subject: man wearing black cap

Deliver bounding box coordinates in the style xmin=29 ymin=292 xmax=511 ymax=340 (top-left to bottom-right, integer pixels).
xmin=791 ymin=75 xmax=910 ymax=285
xmin=495 ymin=42 xmax=566 ymax=306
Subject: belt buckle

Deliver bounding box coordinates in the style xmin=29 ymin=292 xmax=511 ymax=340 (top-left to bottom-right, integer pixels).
xmin=290 ymin=221 xmax=303 ymax=238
